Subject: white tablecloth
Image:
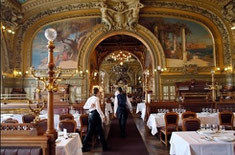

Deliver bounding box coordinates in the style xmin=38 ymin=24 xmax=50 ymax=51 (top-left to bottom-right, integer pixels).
xmin=1 ymin=113 xmax=81 ymax=130
xmin=56 ymin=133 xmax=83 ymax=155
xmin=170 ymin=131 xmax=235 ymax=155
xmin=147 ymin=113 xmax=235 ymax=135
xmin=136 ymin=102 xmax=146 ymax=120
xmin=1 ymin=114 xmax=23 ymax=123
xmin=105 ymin=103 xmax=113 ymax=114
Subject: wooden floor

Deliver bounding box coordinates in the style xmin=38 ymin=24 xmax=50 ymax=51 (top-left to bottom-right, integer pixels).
xmin=84 ymin=112 xmax=169 ymax=155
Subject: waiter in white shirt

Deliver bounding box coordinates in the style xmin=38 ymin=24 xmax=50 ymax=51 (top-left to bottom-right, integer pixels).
xmin=82 ymin=87 xmax=108 ymax=152
xmin=114 ymin=87 xmax=133 ymax=137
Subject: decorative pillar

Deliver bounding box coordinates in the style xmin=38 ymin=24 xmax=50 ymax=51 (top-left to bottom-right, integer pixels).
xmin=173 ymin=33 xmax=177 ymax=51
xmin=181 ymin=27 xmax=187 ymax=63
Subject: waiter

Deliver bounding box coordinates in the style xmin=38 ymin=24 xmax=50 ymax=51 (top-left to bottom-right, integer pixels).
xmin=114 ymin=87 xmax=133 ymax=138
xmin=82 ymin=87 xmax=108 ymax=152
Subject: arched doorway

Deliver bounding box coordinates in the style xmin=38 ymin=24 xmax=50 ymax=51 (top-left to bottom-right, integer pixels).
xmin=78 ymin=24 xmax=165 ymax=99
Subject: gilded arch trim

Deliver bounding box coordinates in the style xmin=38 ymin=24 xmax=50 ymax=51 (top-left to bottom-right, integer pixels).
xmin=77 ymin=24 xmax=165 ymax=71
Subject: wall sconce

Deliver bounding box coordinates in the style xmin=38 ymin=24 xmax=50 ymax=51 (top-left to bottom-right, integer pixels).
xmin=13 ymin=69 xmax=22 ymax=77
xmin=1 ymin=25 xmax=15 ymax=34
xmin=223 ymin=66 xmax=232 ymax=72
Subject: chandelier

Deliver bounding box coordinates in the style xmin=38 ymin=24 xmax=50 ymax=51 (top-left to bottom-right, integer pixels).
xmin=111 ymin=50 xmax=132 ymax=65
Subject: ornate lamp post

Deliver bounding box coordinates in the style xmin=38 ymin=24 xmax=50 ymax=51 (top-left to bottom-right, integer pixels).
xmin=143 ymin=69 xmax=150 ymax=104
xmin=208 ymin=70 xmax=219 ymax=102
xmin=30 ymin=28 xmax=58 ymax=155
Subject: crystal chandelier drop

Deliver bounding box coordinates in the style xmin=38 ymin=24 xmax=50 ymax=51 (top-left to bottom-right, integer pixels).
xmin=111 ymin=50 xmax=132 ymax=65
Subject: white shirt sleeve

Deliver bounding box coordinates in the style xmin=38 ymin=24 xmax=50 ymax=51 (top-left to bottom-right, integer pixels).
xmin=114 ymin=96 xmax=118 ymax=114
xmin=95 ymin=98 xmax=105 ymax=121
xmin=126 ymin=96 xmax=133 ymax=113
xmin=83 ymin=98 xmax=90 ymax=109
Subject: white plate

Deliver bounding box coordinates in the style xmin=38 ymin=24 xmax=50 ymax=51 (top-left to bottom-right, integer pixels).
xmin=200 ymin=112 xmax=210 ymax=115
xmin=55 ymin=139 xmax=61 ymax=143
xmin=214 ymin=136 xmax=235 ymax=142
xmin=197 ymin=130 xmax=217 ymax=134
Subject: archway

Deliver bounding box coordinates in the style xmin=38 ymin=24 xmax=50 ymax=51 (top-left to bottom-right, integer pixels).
xmin=78 ymin=24 xmax=165 ymax=99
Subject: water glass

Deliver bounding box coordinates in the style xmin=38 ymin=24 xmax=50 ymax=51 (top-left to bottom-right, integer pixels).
xmin=202 ymin=108 xmax=205 ymax=112
xmin=213 ymin=109 xmax=216 ymax=113
xmin=206 ymin=124 xmax=210 ymax=130
xmin=205 ymin=108 xmax=209 ymax=112
xmin=200 ymin=124 xmax=205 ymax=130
xmin=219 ymin=125 xmax=225 ymax=131
xmin=212 ymin=124 xmax=217 ymax=131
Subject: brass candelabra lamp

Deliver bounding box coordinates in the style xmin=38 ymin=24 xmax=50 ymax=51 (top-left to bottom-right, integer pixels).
xmin=28 ymin=100 xmax=46 ymax=123
xmin=29 ymin=28 xmax=60 ymax=155
xmin=207 ymin=70 xmax=219 ymax=102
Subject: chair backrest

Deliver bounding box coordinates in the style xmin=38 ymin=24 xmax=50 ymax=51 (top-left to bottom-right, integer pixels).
xmin=164 ymin=112 xmax=179 ymax=131
xmin=59 ymin=114 xmax=74 ymax=121
xmin=2 ymin=118 xmax=18 ymax=124
xmin=182 ymin=111 xmax=197 ymax=119
xmin=22 ymin=114 xmax=35 ymax=123
xmin=80 ymin=114 xmax=89 ymax=127
xmin=182 ymin=117 xmax=201 ymax=131
xmin=34 ymin=119 xmax=47 ymax=135
xmin=219 ymin=111 xmax=234 ymax=126
xmin=59 ymin=120 xmax=77 ymax=133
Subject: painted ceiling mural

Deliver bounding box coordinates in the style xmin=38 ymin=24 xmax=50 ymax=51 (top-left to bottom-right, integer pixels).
xmin=140 ymin=17 xmax=214 ymax=67
xmin=32 ymin=18 xmax=101 ymax=69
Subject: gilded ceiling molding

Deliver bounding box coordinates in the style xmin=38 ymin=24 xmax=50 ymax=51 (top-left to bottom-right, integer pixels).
xmin=222 ymin=1 xmax=235 ymax=25
xmin=99 ymin=1 xmax=144 ymax=31
xmin=143 ymin=1 xmax=232 ymax=66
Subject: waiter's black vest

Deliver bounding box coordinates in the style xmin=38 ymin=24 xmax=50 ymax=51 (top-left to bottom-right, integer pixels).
xmin=117 ymin=93 xmax=127 ymax=108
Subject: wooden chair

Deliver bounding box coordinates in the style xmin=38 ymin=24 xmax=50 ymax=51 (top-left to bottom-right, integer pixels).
xmin=182 ymin=117 xmax=201 ymax=131
xmin=182 ymin=111 xmax=197 ymax=119
xmin=79 ymin=114 xmax=97 ymax=149
xmin=2 ymin=118 xmax=18 ymax=124
xmin=34 ymin=119 xmax=47 ymax=135
xmin=59 ymin=114 xmax=74 ymax=121
xmin=79 ymin=114 xmax=89 ymax=139
xmin=59 ymin=120 xmax=77 ymax=133
xmin=22 ymin=114 xmax=35 ymax=123
xmin=218 ymin=111 xmax=234 ymax=130
xmin=160 ymin=112 xmax=179 ymax=147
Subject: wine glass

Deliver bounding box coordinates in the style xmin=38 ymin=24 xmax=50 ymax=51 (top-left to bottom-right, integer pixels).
xmin=212 ymin=124 xmax=217 ymax=131
xmin=202 ymin=108 xmax=205 ymax=112
xmin=219 ymin=125 xmax=225 ymax=132
xmin=206 ymin=124 xmax=210 ymax=130
xmin=200 ymin=124 xmax=205 ymax=130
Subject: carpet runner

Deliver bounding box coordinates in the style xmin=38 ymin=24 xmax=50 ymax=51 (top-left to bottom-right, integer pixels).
xmin=103 ymin=115 xmax=149 ymax=155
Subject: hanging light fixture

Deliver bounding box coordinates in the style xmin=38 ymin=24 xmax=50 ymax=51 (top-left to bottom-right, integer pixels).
xmin=111 ymin=50 xmax=132 ymax=65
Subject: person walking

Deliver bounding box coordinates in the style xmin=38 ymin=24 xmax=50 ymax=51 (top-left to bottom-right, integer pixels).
xmin=82 ymin=87 xmax=109 ymax=152
xmin=114 ymin=87 xmax=133 ymax=138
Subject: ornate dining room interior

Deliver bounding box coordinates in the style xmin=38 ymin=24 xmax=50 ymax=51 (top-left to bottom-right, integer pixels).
xmin=1 ymin=0 xmax=235 ymax=155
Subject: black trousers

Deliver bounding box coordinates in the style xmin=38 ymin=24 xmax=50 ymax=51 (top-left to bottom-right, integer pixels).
xmin=83 ymin=110 xmax=107 ymax=149
xmin=117 ymin=107 xmax=128 ymax=135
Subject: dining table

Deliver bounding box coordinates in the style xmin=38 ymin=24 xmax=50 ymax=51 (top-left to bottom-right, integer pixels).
xmin=147 ymin=112 xmax=235 ymax=135
xmin=56 ymin=132 xmax=83 ymax=155
xmin=170 ymin=131 xmax=235 ymax=155
xmin=1 ymin=113 xmax=81 ymax=130
xmin=136 ymin=102 xmax=146 ymax=120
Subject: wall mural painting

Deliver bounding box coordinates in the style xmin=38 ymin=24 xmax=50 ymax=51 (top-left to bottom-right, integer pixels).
xmin=32 ymin=18 xmax=101 ymax=69
xmin=140 ymin=17 xmax=214 ymax=67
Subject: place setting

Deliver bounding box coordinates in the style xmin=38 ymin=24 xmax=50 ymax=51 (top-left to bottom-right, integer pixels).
xmin=197 ymin=124 xmax=235 ymax=143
